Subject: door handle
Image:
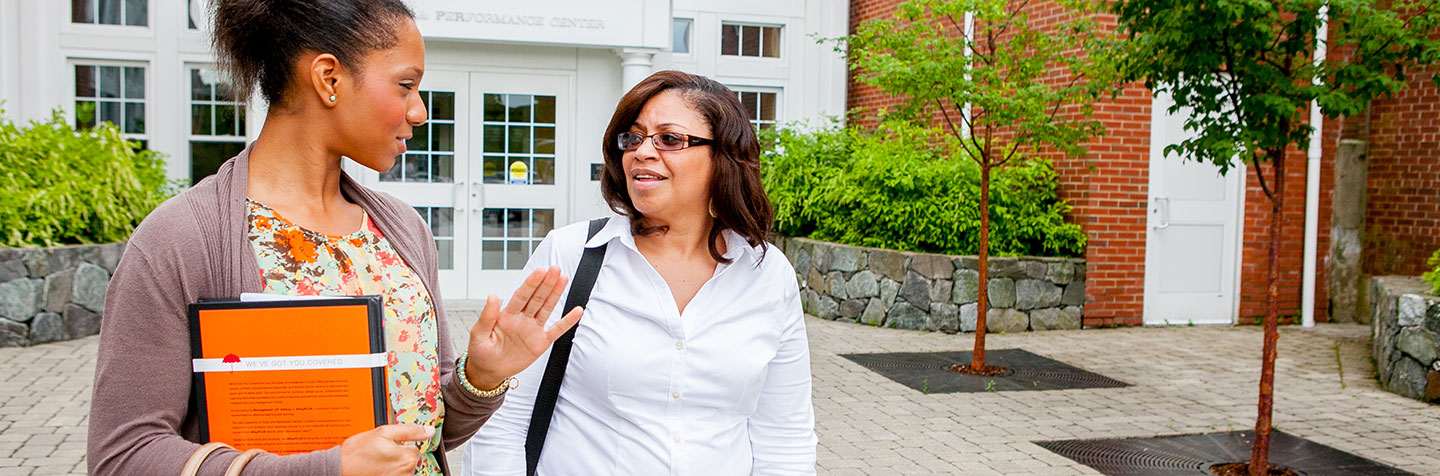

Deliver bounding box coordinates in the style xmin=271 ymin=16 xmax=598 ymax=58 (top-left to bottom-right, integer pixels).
xmin=1153 ymin=196 xmax=1171 ymax=230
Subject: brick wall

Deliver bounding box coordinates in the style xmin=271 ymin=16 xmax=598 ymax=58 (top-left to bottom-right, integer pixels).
xmin=1363 ymin=68 xmax=1440 ymax=277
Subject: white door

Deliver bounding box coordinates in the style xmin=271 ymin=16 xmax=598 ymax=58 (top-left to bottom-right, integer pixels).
xmin=1142 ymin=91 xmax=1245 ymax=325
xmin=464 ymin=72 xmax=572 ymax=298
xmin=358 ymin=71 xmax=469 ymax=300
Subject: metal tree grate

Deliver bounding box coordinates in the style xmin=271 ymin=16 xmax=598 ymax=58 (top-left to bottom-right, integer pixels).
xmin=1036 ymin=431 xmax=1418 ymax=476
xmin=840 ymin=349 xmax=1129 ymax=393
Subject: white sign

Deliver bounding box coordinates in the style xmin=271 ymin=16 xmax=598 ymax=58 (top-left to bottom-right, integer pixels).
xmin=408 ymin=0 xmax=670 ymax=49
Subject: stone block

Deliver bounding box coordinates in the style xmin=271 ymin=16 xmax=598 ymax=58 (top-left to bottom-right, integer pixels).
xmin=830 ymin=246 xmax=863 ymax=272
xmin=0 ymin=278 xmax=42 ymax=322
xmin=910 ymin=254 xmax=954 ymax=280
xmin=1063 ymin=306 xmax=1084 ymax=327
xmin=43 ymin=268 xmax=76 ymax=314
xmin=23 ymin=246 xmax=82 ymax=278
xmin=1396 ymin=328 xmax=1439 ymax=365
xmin=929 ymin=302 xmax=959 ymax=334
xmin=929 ymin=279 xmax=952 ymax=304
xmin=64 ymin=303 xmax=102 ymax=339
xmin=1046 ymin=262 xmax=1074 ymax=284
xmin=879 ymin=278 xmax=900 ymax=309
xmin=985 ymin=308 xmax=1029 ymax=333
xmin=838 ymin=299 xmax=866 ymax=320
xmin=1022 ymin=261 xmax=1049 ymax=280
xmin=1016 ymin=279 xmax=1063 ymax=311
xmin=0 ymin=317 xmax=27 ymax=347
xmin=861 ymin=298 xmax=887 ymax=326
xmin=73 ymin=263 xmax=110 ymax=312
xmin=987 ymin=258 xmax=1026 ymax=279
xmin=794 ymin=248 xmax=811 ymax=276
xmin=1384 ymin=357 xmax=1428 ymax=400
xmin=1426 ymin=303 xmax=1440 ymax=334
xmin=987 ymin=278 xmax=1016 ymax=308
xmin=846 ymin=271 xmax=880 ymax=299
xmin=826 ymin=272 xmax=849 ymax=300
xmin=1398 ymin=294 xmax=1428 ymax=327
xmin=955 ymin=256 xmax=979 ymax=270
xmin=0 ymin=248 xmax=20 ymax=261
xmin=959 ymin=303 xmax=977 ymax=332
xmin=801 ymin=289 xmax=819 ymax=315
xmin=0 ymin=259 xmax=25 ymax=283
xmin=807 ymin=268 xmax=827 ymax=294
xmin=1072 ymin=262 xmax=1086 ymax=282
xmin=898 ymin=271 xmax=932 ymax=311
xmin=99 ymin=243 xmax=126 ymax=273
xmin=1062 ymin=281 xmax=1086 ymax=306
xmin=1030 ymin=307 xmax=1080 ymax=331
xmin=868 ymin=250 xmax=907 ymax=281
xmin=885 ymin=302 xmax=926 ymax=330
xmin=28 ymin=312 xmax=62 ymax=345
xmin=952 ymin=269 xmax=979 ymax=304
xmin=812 ymin=246 xmax=831 ymax=272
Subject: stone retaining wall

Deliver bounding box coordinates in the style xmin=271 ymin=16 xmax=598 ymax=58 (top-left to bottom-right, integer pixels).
xmin=775 ymin=237 xmax=1084 ymax=333
xmin=1369 ymin=276 xmax=1440 ymax=402
xmin=0 ymin=243 xmax=122 ymax=347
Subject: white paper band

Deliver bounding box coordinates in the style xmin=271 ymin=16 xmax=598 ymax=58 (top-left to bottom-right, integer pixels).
xmin=192 ymin=353 xmax=387 ymax=373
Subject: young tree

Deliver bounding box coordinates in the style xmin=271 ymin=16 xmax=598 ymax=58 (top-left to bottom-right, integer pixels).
xmin=1112 ymin=1 xmax=1440 ymax=474
xmin=845 ymin=0 xmax=1119 ymax=373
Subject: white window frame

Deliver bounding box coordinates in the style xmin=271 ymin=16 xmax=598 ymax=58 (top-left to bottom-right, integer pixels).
xmin=730 ymin=87 xmax=783 ymax=131
xmin=719 ymin=21 xmax=783 ymax=59
xmin=185 ymin=64 xmax=248 ymax=184
xmin=672 ymin=18 xmax=694 ymax=56
xmin=70 ymin=0 xmax=150 ymax=28
xmin=71 ymin=59 xmax=150 ymax=146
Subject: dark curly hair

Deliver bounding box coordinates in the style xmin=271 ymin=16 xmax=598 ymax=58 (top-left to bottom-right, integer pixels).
xmin=210 ymin=0 xmax=414 ymax=107
xmin=599 ymin=70 xmax=774 ymax=264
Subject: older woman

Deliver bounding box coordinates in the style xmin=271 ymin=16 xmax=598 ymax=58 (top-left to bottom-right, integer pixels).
xmin=463 ymin=70 xmax=816 ymax=475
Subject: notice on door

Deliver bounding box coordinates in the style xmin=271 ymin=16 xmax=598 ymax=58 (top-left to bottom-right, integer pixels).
xmin=509 ymin=161 xmax=529 ymax=184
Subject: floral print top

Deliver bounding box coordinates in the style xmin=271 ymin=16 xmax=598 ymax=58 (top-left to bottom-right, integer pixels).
xmin=247 ymin=199 xmax=444 ymax=476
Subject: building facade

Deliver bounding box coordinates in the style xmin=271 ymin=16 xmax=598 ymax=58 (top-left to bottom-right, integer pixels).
xmin=848 ymin=0 xmax=1440 ymax=327
xmin=0 ymin=0 xmax=850 ymax=300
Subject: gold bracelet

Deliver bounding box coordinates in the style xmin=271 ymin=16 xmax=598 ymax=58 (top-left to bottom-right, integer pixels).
xmin=456 ymin=352 xmax=516 ymax=399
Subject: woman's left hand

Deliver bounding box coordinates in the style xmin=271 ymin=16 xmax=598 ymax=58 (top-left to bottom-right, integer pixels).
xmin=463 ymin=266 xmax=584 ymax=391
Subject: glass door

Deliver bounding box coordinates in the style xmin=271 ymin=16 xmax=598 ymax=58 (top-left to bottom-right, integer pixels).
xmin=358 ymin=71 xmax=469 ymax=300
xmin=465 ymin=73 xmax=571 ymax=298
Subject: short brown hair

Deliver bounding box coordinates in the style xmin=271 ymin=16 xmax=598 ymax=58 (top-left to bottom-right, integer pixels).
xmin=599 ymin=70 xmax=774 ymax=264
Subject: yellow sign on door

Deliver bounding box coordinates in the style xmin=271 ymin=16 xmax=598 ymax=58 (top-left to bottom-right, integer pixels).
xmin=509 ymin=161 xmax=528 ymax=185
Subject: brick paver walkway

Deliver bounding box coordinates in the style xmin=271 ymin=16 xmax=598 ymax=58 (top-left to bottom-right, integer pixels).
xmin=1 ymin=303 xmax=1436 ymax=475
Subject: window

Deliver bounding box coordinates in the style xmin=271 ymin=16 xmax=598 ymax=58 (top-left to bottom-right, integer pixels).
xmin=187 ymin=0 xmax=200 ymax=29
xmin=72 ymin=0 xmax=147 ymax=26
xmin=381 ymin=91 xmax=455 ymax=183
xmin=481 ymin=208 xmax=555 ymax=270
xmin=672 ymin=18 xmax=693 ymax=54
xmin=481 ymin=94 xmax=556 ymax=185
xmin=735 ymin=90 xmax=779 ymax=131
xmin=75 ymin=63 xmax=147 ymax=148
xmin=414 ymin=207 xmax=455 ymax=270
xmin=188 ymin=66 xmax=247 ymax=184
xmin=721 ymin=23 xmax=780 ymax=58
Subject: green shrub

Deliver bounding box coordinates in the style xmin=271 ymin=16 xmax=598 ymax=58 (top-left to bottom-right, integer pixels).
xmin=1424 ymin=249 xmax=1440 ymax=295
xmin=0 ymin=108 xmax=174 ymax=247
xmin=760 ymin=121 xmax=1086 ymax=257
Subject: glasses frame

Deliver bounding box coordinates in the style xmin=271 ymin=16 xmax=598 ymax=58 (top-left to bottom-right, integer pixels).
xmin=616 ymin=131 xmax=715 ymax=152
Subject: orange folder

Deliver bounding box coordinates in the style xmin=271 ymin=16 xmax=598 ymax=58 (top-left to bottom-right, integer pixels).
xmin=188 ymin=296 xmax=387 ymax=454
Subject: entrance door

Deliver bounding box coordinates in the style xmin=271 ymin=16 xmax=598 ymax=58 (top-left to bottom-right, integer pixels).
xmin=1142 ymin=91 xmax=1245 ymax=325
xmin=464 ymin=73 xmax=571 ymax=297
xmin=357 ymin=71 xmax=571 ymax=300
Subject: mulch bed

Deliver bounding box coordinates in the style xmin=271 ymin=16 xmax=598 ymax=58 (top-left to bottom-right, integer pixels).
xmin=839 ymin=348 xmax=1130 ymax=394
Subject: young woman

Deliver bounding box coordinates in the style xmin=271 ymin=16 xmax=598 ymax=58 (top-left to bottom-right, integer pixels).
xmin=463 ymin=71 xmax=817 ymax=475
xmin=85 ymin=1 xmax=578 ymax=475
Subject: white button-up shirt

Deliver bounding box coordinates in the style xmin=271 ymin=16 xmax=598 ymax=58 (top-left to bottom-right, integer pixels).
xmin=464 ymin=215 xmax=816 ymax=476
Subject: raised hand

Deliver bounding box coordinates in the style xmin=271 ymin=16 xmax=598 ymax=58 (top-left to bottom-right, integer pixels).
xmin=462 ymin=266 xmax=584 ymax=390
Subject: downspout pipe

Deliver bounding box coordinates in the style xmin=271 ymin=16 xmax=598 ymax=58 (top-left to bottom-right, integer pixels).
xmin=1302 ymin=5 xmax=1328 ymax=328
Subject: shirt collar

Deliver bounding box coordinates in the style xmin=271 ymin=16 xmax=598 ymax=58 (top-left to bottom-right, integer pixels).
xmin=584 ymin=214 xmax=761 ymax=262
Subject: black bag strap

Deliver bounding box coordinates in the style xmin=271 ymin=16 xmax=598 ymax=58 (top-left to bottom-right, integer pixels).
xmin=525 ymin=217 xmax=609 ymax=476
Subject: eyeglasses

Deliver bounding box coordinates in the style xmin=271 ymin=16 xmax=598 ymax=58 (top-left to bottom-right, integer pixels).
xmin=616 ymin=132 xmax=714 ymax=151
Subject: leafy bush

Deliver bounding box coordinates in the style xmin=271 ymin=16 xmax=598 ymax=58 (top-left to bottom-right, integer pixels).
xmin=0 ymin=108 xmax=173 ymax=247
xmin=1424 ymin=249 xmax=1440 ymax=295
xmin=761 ymin=121 xmax=1086 ymax=257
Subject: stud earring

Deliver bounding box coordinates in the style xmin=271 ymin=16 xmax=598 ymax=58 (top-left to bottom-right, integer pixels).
xmin=329 ymin=95 xmax=337 ymax=102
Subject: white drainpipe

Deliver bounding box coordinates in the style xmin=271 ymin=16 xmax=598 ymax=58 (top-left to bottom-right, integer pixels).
xmin=1302 ymin=5 xmax=1329 ymax=328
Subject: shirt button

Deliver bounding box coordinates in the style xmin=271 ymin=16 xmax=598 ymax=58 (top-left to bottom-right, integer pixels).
xmin=672 ymin=434 xmax=682 ymax=443
xmin=674 ymin=340 xmax=684 ymax=350
xmin=671 ymin=391 xmax=681 ymax=399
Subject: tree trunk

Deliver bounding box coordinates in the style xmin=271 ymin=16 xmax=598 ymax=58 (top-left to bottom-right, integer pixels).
xmin=1250 ymin=148 xmax=1286 ymax=476
xmin=972 ymin=161 xmax=992 ymax=369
